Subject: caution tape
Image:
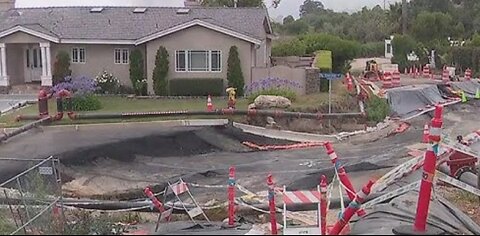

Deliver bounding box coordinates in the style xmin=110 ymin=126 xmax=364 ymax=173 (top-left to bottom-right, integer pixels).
xmin=441 ymin=135 xmax=480 ymax=159
xmin=362 ymin=180 xmax=421 ymax=209
xmin=436 ymin=171 xmax=480 ymax=197
xmin=242 ymin=141 xmax=325 ymax=151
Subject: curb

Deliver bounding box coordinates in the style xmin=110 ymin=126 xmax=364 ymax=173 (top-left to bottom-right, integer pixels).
xmin=2 ymin=119 xmax=230 ymax=132
xmin=232 ymin=122 xmax=338 ymax=143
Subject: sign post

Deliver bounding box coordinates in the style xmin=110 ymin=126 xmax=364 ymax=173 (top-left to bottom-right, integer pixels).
xmin=319 ymin=73 xmax=343 ymax=127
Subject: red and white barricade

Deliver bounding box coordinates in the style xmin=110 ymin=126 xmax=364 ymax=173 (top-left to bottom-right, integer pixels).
xmin=423 ymin=65 xmax=430 ymax=78
xmin=465 ymin=68 xmax=472 ymax=80
xmin=382 ymin=72 xmax=393 ymax=89
xmin=283 ymin=186 xmax=323 ymax=235
xmin=166 ymin=178 xmax=210 ymax=225
xmin=392 ymin=70 xmax=401 ymax=87
xmin=442 ymin=68 xmax=449 ymax=83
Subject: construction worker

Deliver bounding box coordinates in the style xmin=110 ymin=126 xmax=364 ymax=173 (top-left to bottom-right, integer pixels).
xmin=226 ymin=87 xmax=237 ymax=109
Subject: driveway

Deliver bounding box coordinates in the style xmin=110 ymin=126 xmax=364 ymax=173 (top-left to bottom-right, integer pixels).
xmin=0 ymin=94 xmax=36 ymax=115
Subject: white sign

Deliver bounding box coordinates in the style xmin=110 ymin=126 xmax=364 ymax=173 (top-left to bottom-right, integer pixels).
xmin=38 ymin=167 xmax=53 ymax=175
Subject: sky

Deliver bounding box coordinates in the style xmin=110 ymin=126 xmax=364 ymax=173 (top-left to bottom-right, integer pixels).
xmin=16 ymin=0 xmax=403 ymax=20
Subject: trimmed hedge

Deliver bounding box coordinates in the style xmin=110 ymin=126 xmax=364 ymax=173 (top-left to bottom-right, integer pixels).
xmin=169 ymin=79 xmax=224 ymax=96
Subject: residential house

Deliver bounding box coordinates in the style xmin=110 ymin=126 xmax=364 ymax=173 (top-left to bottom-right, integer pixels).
xmin=0 ymin=0 xmax=273 ymax=94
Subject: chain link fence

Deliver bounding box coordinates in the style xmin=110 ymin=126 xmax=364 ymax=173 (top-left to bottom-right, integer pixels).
xmin=0 ymin=156 xmax=64 ymax=235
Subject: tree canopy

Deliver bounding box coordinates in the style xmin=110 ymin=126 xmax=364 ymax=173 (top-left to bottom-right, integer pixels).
xmin=276 ymin=0 xmax=480 ymax=44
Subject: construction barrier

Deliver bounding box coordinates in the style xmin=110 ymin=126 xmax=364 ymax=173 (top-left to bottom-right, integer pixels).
xmin=442 ymin=68 xmax=450 ymax=83
xmin=393 ymin=104 xmax=444 ymax=235
xmin=320 ymin=175 xmax=328 ymax=235
xmin=422 ymin=123 xmax=429 ymax=143
xmin=228 ymin=166 xmax=236 ymax=227
xmin=323 ymin=142 xmax=366 ymax=216
xmin=267 ymin=174 xmax=278 ymax=235
xmin=422 ymin=65 xmax=430 ymax=78
xmin=382 ymin=72 xmax=393 ymax=89
xmin=282 ymin=186 xmax=322 ymax=235
xmin=392 ymin=70 xmax=401 ymax=87
xmin=465 ymin=68 xmax=472 ymax=81
xmin=329 ymin=180 xmax=375 ymax=235
xmin=242 ymin=141 xmax=325 ymax=151
xmin=166 ymin=178 xmax=210 ymax=225
xmin=207 ymin=95 xmax=214 ymax=112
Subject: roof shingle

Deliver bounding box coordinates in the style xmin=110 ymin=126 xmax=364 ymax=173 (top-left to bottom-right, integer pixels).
xmin=0 ymin=6 xmax=269 ymax=41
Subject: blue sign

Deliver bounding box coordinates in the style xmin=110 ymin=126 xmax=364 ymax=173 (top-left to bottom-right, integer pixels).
xmin=319 ymin=73 xmax=343 ymax=80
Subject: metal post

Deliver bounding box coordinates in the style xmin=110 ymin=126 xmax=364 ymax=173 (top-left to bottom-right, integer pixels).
xmin=477 ymin=164 xmax=480 ymax=203
xmin=51 ymin=158 xmax=64 ymax=234
xmin=328 ymin=79 xmax=332 ymax=127
xmin=16 ymin=178 xmax=31 ymax=224
xmin=3 ymin=189 xmax=20 ymax=229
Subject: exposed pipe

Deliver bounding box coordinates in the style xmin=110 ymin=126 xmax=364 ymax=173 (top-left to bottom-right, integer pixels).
xmin=68 ymin=109 xmax=365 ymax=120
xmin=0 ymin=116 xmax=51 ymax=142
xmin=439 ymin=163 xmax=479 ymax=188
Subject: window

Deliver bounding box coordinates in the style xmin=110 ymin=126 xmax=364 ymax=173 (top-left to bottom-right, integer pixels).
xmin=114 ymin=49 xmax=129 ymax=64
xmin=72 ymin=47 xmax=86 ymax=63
xmin=175 ymin=50 xmax=222 ymax=72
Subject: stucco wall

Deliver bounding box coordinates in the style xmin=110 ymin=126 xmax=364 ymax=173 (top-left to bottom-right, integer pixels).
xmin=0 ymin=32 xmax=48 ymax=44
xmin=51 ymin=44 xmax=144 ymax=86
xmin=145 ymin=25 xmax=254 ymax=94
xmin=6 ymin=44 xmax=24 ymax=85
xmin=251 ymin=65 xmax=306 ymax=95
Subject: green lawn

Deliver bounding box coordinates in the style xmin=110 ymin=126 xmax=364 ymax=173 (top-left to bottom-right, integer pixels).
xmin=1 ymin=81 xmax=349 ymax=127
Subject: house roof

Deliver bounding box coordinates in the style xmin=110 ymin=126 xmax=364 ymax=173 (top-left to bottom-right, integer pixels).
xmin=0 ymin=6 xmax=270 ymax=44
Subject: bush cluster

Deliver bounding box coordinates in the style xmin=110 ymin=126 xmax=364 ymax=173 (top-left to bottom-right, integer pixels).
xmin=169 ymin=79 xmax=224 ymax=96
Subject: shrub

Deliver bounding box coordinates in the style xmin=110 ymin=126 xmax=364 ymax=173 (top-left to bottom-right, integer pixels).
xmin=272 ymin=38 xmax=307 ymax=57
xmin=298 ymin=33 xmax=361 ymax=73
xmin=52 ymin=76 xmax=99 ymax=96
xmin=244 ymin=77 xmax=301 ymax=103
xmin=69 ymin=95 xmax=102 ymax=111
xmin=53 ymin=51 xmax=72 ymax=85
xmin=117 ymin=85 xmax=136 ymax=95
xmin=95 ymin=70 xmax=120 ymax=94
xmin=452 ymin=47 xmax=480 ymax=72
xmin=129 ymin=49 xmax=146 ymax=96
xmin=227 ymin=46 xmax=245 ymax=96
xmin=52 ymin=76 xmax=102 ymax=111
xmin=169 ymin=79 xmax=224 ymax=96
xmin=365 ymin=96 xmax=390 ymax=123
xmin=152 ymin=46 xmax=169 ymax=95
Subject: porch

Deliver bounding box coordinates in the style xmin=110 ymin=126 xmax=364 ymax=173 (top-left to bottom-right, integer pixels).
xmin=0 ymin=42 xmax=53 ymax=90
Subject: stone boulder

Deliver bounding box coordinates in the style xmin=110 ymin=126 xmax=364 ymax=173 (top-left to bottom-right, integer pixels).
xmin=253 ymin=95 xmax=292 ymax=109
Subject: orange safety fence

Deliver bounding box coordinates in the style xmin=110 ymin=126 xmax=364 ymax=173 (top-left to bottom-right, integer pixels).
xmin=242 ymin=141 xmax=326 ymax=151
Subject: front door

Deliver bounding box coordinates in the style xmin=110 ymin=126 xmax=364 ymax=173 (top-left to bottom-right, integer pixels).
xmin=24 ymin=46 xmax=43 ymax=83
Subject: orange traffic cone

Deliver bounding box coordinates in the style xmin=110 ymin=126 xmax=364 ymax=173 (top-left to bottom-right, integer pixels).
xmin=347 ymin=74 xmax=353 ymax=92
xmin=207 ymin=95 xmax=214 ymax=112
xmin=422 ymin=123 xmax=429 ymax=143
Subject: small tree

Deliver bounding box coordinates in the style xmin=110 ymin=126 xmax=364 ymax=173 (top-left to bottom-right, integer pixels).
xmin=53 ymin=50 xmax=72 ymax=84
xmin=152 ymin=46 xmax=169 ymax=95
xmin=129 ymin=49 xmax=146 ymax=95
xmin=227 ymin=46 xmax=244 ymax=96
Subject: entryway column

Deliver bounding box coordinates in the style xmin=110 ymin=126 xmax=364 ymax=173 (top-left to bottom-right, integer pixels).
xmin=40 ymin=42 xmax=52 ymax=86
xmin=0 ymin=43 xmax=9 ymax=86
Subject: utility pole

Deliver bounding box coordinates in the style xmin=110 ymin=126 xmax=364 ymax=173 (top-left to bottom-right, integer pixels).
xmin=402 ymin=0 xmax=407 ymax=34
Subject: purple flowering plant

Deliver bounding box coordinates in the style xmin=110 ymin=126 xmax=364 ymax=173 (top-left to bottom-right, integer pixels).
xmin=52 ymin=76 xmax=99 ymax=97
xmin=244 ymin=77 xmax=302 ymax=103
